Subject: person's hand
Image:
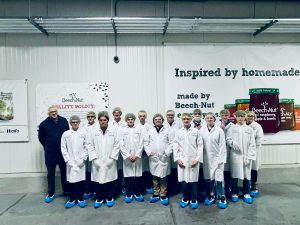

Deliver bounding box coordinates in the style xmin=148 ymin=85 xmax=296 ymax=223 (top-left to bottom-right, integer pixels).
xmin=76 ymin=159 xmax=85 ymax=168
xmin=67 ymin=160 xmax=76 ymax=168
xmin=131 ymin=155 xmax=137 ymax=162
xmin=232 ymin=142 xmax=240 ymax=152
xmin=177 ymin=159 xmax=185 ymax=168
xmin=190 ymin=160 xmax=198 ymax=168
xmin=244 ymin=159 xmax=250 ymax=166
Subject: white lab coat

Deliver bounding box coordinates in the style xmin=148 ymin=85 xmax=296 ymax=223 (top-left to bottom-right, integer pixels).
xmin=144 ymin=126 xmax=172 ymax=178
xmin=201 ymin=125 xmax=226 ymax=181
xmin=226 ymin=124 xmax=256 ymax=180
xmin=219 ymin=121 xmax=234 ymax=171
xmin=247 ymin=121 xmax=264 ymax=171
xmin=173 ymin=126 xmax=203 ymax=183
xmin=110 ymin=119 xmax=127 ymax=170
xmin=83 ymin=122 xmax=98 ymax=172
xmin=87 ymin=126 xmax=120 ymax=184
xmin=136 ymin=122 xmax=153 ymax=172
xmin=61 ymin=129 xmax=88 ymax=183
xmin=163 ymin=120 xmax=183 ymax=168
xmin=119 ymin=125 xmax=144 ymax=177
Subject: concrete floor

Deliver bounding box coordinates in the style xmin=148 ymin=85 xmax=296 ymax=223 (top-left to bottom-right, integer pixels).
xmin=0 ymin=183 xmax=300 ymax=225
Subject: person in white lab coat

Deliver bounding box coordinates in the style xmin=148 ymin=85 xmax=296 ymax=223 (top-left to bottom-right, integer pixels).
xmin=61 ymin=115 xmax=88 ymax=208
xmin=246 ymin=111 xmax=264 ymax=197
xmin=136 ymin=110 xmax=154 ymax=194
xmin=173 ymin=113 xmax=203 ymax=209
xmin=227 ymin=110 xmax=256 ymax=204
xmin=144 ymin=113 xmax=172 ymax=206
xmin=119 ymin=113 xmax=144 ymax=203
xmin=110 ymin=107 xmax=127 ymax=196
xmin=191 ymin=108 xmax=206 ymax=201
xmin=87 ymin=111 xmax=120 ymax=208
xmin=163 ymin=109 xmax=183 ymax=196
xmin=219 ymin=109 xmax=234 ymax=197
xmin=201 ymin=112 xmax=228 ymax=209
xmin=83 ymin=111 xmax=97 ymax=199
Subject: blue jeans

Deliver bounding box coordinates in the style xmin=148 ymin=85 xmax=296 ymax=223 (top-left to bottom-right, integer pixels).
xmin=206 ymin=180 xmax=225 ymax=198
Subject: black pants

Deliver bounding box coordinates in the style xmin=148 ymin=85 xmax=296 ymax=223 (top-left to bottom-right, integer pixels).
xmin=46 ymin=161 xmax=69 ymax=196
xmin=168 ymin=168 xmax=180 ymax=196
xmin=231 ymin=178 xmax=250 ymax=195
xmin=198 ymin=167 xmax=206 ymax=193
xmin=182 ymin=182 xmax=198 ymax=201
xmin=224 ymin=171 xmax=231 ymax=192
xmin=85 ymin=171 xmax=94 ymax=194
xmin=142 ymin=171 xmax=153 ymax=189
xmin=95 ymin=181 xmax=116 ymax=201
xmin=69 ymin=181 xmax=85 ymax=201
xmin=251 ymin=170 xmax=258 ymax=185
xmin=116 ymin=169 xmax=125 ymax=194
xmin=125 ymin=176 xmax=143 ymax=196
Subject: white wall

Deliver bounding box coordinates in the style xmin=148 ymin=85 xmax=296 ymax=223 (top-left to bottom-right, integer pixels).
xmin=1 ymin=0 xmax=300 ymax=177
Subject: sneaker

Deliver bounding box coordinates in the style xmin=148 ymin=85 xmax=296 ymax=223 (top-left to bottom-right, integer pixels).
xmin=160 ymin=196 xmax=169 ymax=206
xmin=94 ymin=199 xmax=103 ymax=208
xmin=218 ymin=196 xmax=228 ymax=209
xmin=83 ymin=192 xmax=93 ymax=199
xmin=179 ymin=199 xmax=189 ymax=208
xmin=44 ymin=194 xmax=54 ymax=203
xmin=243 ymin=194 xmax=253 ymax=204
xmin=122 ymin=188 xmax=126 ymax=196
xmin=250 ymin=189 xmax=259 ymax=198
xmin=231 ymin=194 xmax=239 ymax=203
xmin=149 ymin=195 xmax=160 ymax=203
xmin=146 ymin=187 xmax=154 ymax=194
xmin=190 ymin=200 xmax=199 ymax=209
xmin=106 ymin=198 xmax=115 ymax=207
xmin=134 ymin=194 xmax=144 ymax=202
xmin=204 ymin=195 xmax=215 ymax=205
xmin=65 ymin=200 xmax=76 ymax=208
xmin=77 ymin=199 xmax=87 ymax=208
xmin=125 ymin=195 xmax=133 ymax=203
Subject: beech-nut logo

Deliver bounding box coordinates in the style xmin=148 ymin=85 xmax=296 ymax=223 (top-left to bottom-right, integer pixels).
xmin=62 ymin=93 xmax=83 ymax=103
xmin=261 ymin=101 xmax=268 ymax=109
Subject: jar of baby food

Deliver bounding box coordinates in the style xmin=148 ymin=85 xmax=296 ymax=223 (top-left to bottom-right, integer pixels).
xmin=224 ymin=104 xmax=236 ymax=123
xmin=249 ymin=88 xmax=280 ymax=133
xmin=279 ymin=99 xmax=295 ymax=130
xmin=235 ymin=99 xmax=250 ymax=111
xmin=294 ymin=105 xmax=300 ymax=130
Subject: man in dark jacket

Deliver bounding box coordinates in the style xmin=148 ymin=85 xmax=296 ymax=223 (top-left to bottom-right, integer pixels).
xmin=38 ymin=106 xmax=69 ymax=203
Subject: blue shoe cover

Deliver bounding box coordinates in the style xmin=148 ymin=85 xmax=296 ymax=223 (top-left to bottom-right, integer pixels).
xmin=94 ymin=199 xmax=103 ymax=208
xmin=149 ymin=195 xmax=160 ymax=203
xmin=204 ymin=196 xmax=215 ymax=205
xmin=190 ymin=201 xmax=199 ymax=209
xmin=83 ymin=193 xmax=93 ymax=199
xmin=218 ymin=200 xmax=228 ymax=209
xmin=250 ymin=190 xmax=259 ymax=198
xmin=231 ymin=195 xmax=239 ymax=203
xmin=125 ymin=195 xmax=133 ymax=203
xmin=77 ymin=200 xmax=86 ymax=208
xmin=44 ymin=195 xmax=54 ymax=203
xmin=134 ymin=194 xmax=144 ymax=202
xmin=160 ymin=197 xmax=169 ymax=206
xmin=106 ymin=198 xmax=115 ymax=207
xmin=65 ymin=200 xmax=76 ymax=208
xmin=179 ymin=199 xmax=189 ymax=208
xmin=243 ymin=194 xmax=253 ymax=204
xmin=146 ymin=188 xmax=154 ymax=194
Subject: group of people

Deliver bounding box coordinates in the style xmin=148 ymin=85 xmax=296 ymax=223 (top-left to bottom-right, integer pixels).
xmin=38 ymin=106 xmax=264 ymax=210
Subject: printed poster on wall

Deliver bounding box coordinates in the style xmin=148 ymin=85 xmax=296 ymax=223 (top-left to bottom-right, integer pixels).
xmin=0 ymin=79 xmax=29 ymax=142
xmin=164 ymin=44 xmax=300 ymax=144
xmin=36 ymin=82 xmax=109 ymax=129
